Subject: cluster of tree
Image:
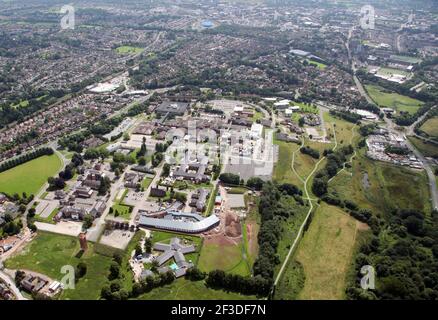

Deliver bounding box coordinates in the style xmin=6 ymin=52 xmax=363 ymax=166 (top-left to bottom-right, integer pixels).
xmin=151 ymin=152 xmax=164 ymax=167
xmin=184 ymin=267 xmax=206 ymax=281
xmin=0 ymin=147 xmax=53 ymax=173
xmin=59 ymin=153 xmax=84 ymax=181
xmin=0 ymin=214 xmax=23 ymax=237
xmin=47 ymin=176 xmax=66 ymax=191
xmin=329 ymin=110 xmax=362 ymax=124
xmin=359 ymin=123 xmax=377 ymax=137
xmin=219 ymin=173 xmax=241 ymax=185
xmin=155 ymin=142 xmax=171 ymax=153
xmin=205 ymin=270 xmax=271 ymax=296
xmin=130 ymin=271 xmax=176 ymax=298
xmin=246 ymin=177 xmax=265 ymax=191
xmin=347 ymin=207 xmax=438 ymax=300
xmin=212 ymin=164 xmax=221 ymax=180
xmin=75 ymin=262 xmax=87 ymax=281
xmin=98 ymin=176 xmax=112 ymax=196
xmin=385 ymin=146 xmax=410 ymax=155
xmin=312 ymin=145 xmax=354 ymax=197
xmin=253 ymin=183 xmax=296 ymax=283
xmin=84 ymin=148 xmax=109 ymax=161
xmin=300 ymin=146 xmax=320 ymax=159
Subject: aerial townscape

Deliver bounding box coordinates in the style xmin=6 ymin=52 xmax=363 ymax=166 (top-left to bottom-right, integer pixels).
xmin=0 ymin=0 xmax=438 ymax=304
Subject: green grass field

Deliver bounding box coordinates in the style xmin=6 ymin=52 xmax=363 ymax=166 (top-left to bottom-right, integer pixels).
xmin=390 ymin=55 xmax=422 ymax=64
xmin=142 ymin=177 xmax=154 ymax=189
xmin=197 ymin=241 xmax=250 ymax=276
xmin=408 ymin=136 xmax=438 ymax=159
xmin=365 ymin=85 xmax=424 ymax=114
xmin=4 ymin=232 xmax=113 ymax=300
xmin=329 ymin=149 xmax=432 ymax=215
xmin=377 ymin=67 xmax=411 ymax=78
xmin=136 ymin=277 xmax=257 ymax=300
xmin=273 ymin=138 xmax=303 ymax=187
xmin=420 ymin=117 xmax=438 ymax=138
xmin=0 ymin=154 xmax=62 ymax=196
xmin=306 ymin=59 xmax=327 ymax=70
xmin=111 ymin=204 xmax=133 ymax=220
xmin=294 ymin=204 xmax=366 ymax=300
xmin=115 ymin=46 xmax=144 ymax=55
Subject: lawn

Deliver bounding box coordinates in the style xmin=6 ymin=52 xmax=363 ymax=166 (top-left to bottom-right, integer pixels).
xmin=273 ymin=138 xmax=303 ymax=187
xmin=4 ymin=231 xmax=113 ymax=300
xmin=420 ymin=117 xmax=438 ymax=138
xmin=111 ymin=204 xmax=133 ymax=220
xmin=136 ymin=277 xmax=257 ymax=300
xmin=0 ymin=154 xmax=62 ymax=196
xmin=115 ymin=46 xmax=144 ymax=55
xmin=197 ymin=241 xmax=250 ymax=276
xmin=390 ymin=55 xmax=422 ymax=64
xmin=365 ymin=84 xmax=424 ymax=114
xmin=141 ymin=176 xmax=154 ymax=189
xmin=377 ymin=67 xmax=411 ymax=78
xmin=306 ymin=59 xmax=327 ymax=70
xmin=293 ymin=203 xmax=366 ymax=300
xmin=408 ymin=136 xmax=438 ymax=159
xmin=227 ymin=186 xmax=248 ymax=194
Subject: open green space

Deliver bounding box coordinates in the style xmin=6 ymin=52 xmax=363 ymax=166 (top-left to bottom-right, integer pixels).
xmin=141 ymin=176 xmax=154 ymax=189
xmin=377 ymin=67 xmax=411 ymax=78
xmin=390 ymin=55 xmax=422 ymax=64
xmin=306 ymin=59 xmax=327 ymax=70
xmin=0 ymin=154 xmax=62 ymax=196
xmin=273 ymin=138 xmax=303 ymax=187
xmin=198 ymin=241 xmax=250 ymax=276
xmin=4 ymin=231 xmax=113 ymax=300
xmin=408 ymin=136 xmax=438 ymax=159
xmin=293 ymin=204 xmax=365 ymax=300
xmin=227 ymin=187 xmax=248 ymax=194
xmin=365 ymin=84 xmax=424 ymax=114
xmin=420 ymin=117 xmax=438 ymax=138
xmin=329 ymin=149 xmax=432 ymax=214
xmin=111 ymin=204 xmax=133 ymax=220
xmin=136 ymin=277 xmax=256 ymax=300
xmin=115 ymin=46 xmax=144 ymax=55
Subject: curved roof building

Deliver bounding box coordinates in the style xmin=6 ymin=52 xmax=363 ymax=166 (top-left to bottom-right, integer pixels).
xmin=138 ymin=211 xmax=220 ymax=234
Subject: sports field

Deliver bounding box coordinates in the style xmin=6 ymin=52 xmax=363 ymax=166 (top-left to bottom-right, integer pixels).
xmin=4 ymin=231 xmax=113 ymax=300
xmin=197 ymin=241 xmax=250 ymax=276
xmin=115 ymin=46 xmax=144 ymax=55
xmin=0 ymin=154 xmax=62 ymax=196
xmin=365 ymin=85 xmax=424 ymax=114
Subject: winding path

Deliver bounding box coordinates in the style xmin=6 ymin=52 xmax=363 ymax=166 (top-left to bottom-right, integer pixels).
xmin=274 ymin=120 xmax=337 ymax=288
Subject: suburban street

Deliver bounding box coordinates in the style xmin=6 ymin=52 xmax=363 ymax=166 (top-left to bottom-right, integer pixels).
xmin=0 ymin=270 xmax=26 ymax=300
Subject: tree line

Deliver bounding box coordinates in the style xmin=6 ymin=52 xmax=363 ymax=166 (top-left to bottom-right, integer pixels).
xmin=0 ymin=147 xmax=53 ymax=173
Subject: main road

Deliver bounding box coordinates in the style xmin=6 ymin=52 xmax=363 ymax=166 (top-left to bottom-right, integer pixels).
xmin=0 ymin=265 xmax=27 ymax=300
xmin=347 ymin=25 xmax=437 ymax=212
